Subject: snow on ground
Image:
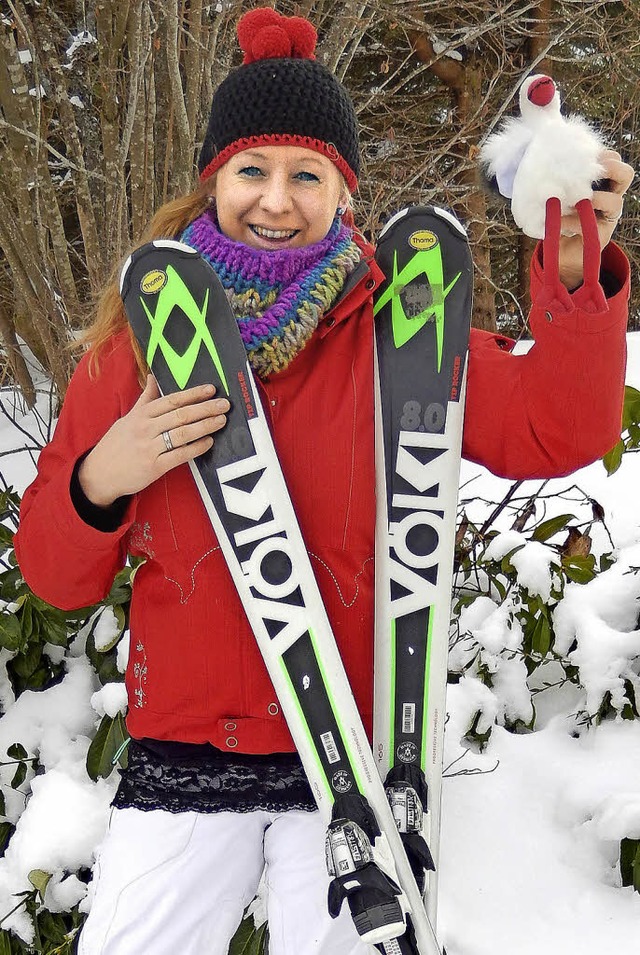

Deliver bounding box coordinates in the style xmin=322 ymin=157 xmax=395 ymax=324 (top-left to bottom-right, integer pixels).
xmin=1 ymin=338 xmax=640 ymax=950
xmin=438 ymin=333 xmax=640 ymax=953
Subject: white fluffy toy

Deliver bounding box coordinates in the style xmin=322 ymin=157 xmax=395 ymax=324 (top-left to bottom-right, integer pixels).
xmin=479 ymin=74 xmax=606 ymax=239
xmin=480 ymin=74 xmax=609 ymax=313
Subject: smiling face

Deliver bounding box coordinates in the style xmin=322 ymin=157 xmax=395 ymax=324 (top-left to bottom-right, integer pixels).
xmin=211 ymin=145 xmax=349 ymax=250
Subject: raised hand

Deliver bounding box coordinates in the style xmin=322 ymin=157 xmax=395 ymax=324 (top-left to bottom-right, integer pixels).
xmin=559 ymin=150 xmax=634 ymax=289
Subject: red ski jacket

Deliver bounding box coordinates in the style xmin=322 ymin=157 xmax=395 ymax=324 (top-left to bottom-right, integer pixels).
xmin=15 ymin=242 xmax=629 ymax=754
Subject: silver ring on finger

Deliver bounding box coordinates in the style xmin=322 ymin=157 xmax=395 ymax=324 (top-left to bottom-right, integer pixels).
xmin=161 ymin=430 xmax=174 ymax=453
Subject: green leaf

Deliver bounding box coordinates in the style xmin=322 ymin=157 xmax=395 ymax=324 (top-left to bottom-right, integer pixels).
xmin=105 ymin=567 xmax=133 ymax=607
xmin=531 ymin=514 xmax=575 ymax=543
xmin=0 ymin=613 xmax=23 ymax=652
xmin=0 ymin=929 xmax=12 ymax=955
xmin=29 ymin=603 xmax=70 ymax=648
xmin=85 ymin=626 xmax=123 ymax=685
xmin=228 ymin=915 xmax=268 ymax=955
xmin=491 ymin=577 xmax=507 ymax=600
xmin=228 ymin=915 xmax=256 ymax=955
xmin=7 ymin=743 xmax=27 ymax=760
xmin=10 ymin=763 xmax=27 ymax=790
xmin=11 ymin=643 xmax=42 ymax=680
xmin=627 ymin=423 xmax=640 ymax=449
xmin=35 ymin=908 xmax=69 ymax=944
xmin=499 ymin=545 xmax=524 ymax=574
xmin=20 ymin=601 xmax=33 ymax=642
xmin=0 ymin=567 xmax=28 ymax=602
xmin=253 ymin=922 xmax=268 ymax=955
xmin=602 ymin=440 xmax=624 ymax=475
xmin=0 ymin=821 xmax=15 ymax=855
xmin=28 ymin=869 xmax=51 ymax=903
xmin=453 ymin=594 xmax=478 ymax=613
xmin=531 ymin=614 xmax=553 ymax=657
xmin=86 ymin=714 xmax=129 ymax=781
xmin=620 ymin=838 xmax=640 ymax=892
xmin=562 ymin=554 xmax=597 ymax=584
xmin=621 ymin=385 xmax=640 ymax=431
xmin=621 ymin=679 xmax=639 ymax=720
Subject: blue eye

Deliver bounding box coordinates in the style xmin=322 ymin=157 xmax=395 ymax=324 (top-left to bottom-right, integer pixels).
xmin=238 ymin=166 xmax=263 ymax=177
xmin=295 ymin=171 xmax=320 ymax=182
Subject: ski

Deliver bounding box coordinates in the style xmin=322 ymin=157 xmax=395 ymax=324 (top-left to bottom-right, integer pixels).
xmin=373 ymin=206 xmax=473 ymax=930
xmin=120 ymin=240 xmax=443 ymax=955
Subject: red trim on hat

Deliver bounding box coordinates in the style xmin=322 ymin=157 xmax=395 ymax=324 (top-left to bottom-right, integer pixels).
xmin=199 ymin=133 xmax=358 ymax=193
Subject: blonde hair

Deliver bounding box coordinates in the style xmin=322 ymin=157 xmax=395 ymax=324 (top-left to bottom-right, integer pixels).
xmin=82 ymin=182 xmax=212 ymax=381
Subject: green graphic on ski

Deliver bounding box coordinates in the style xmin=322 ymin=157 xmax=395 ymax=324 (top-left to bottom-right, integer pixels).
xmin=373 ymin=207 xmax=473 ymax=930
xmin=120 ymin=239 xmax=445 ymax=955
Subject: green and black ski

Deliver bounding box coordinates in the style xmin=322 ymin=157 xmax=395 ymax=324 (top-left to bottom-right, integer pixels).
xmin=373 ymin=206 xmax=473 ymax=929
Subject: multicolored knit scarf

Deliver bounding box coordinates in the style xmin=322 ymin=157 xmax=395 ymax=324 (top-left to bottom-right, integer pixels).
xmin=181 ymin=209 xmax=361 ymax=378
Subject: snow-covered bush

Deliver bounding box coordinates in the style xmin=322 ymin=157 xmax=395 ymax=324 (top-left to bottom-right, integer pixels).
xmin=0 ymin=486 xmax=131 ymax=952
xmin=450 ymin=449 xmax=640 ymax=899
xmin=451 ymin=510 xmax=640 ymax=739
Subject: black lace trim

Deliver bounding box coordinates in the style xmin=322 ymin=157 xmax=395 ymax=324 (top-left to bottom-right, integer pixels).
xmin=113 ymin=739 xmax=317 ymax=814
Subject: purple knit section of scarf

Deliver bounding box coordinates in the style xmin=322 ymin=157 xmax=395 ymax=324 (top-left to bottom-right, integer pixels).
xmin=186 ymin=210 xmax=351 ymax=282
xmin=183 ymin=211 xmax=354 ymax=346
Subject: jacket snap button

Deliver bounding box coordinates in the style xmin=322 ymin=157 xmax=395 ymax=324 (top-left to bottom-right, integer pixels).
xmin=268 ymin=703 xmax=279 ymax=715
xmin=224 ymin=722 xmax=237 ymax=731
xmin=365 ymin=278 xmax=376 ymax=290
xmin=545 ymin=311 xmax=553 ymax=322
xmin=326 ymin=317 xmax=335 ymax=328
xmin=226 ymin=736 xmax=238 ymax=748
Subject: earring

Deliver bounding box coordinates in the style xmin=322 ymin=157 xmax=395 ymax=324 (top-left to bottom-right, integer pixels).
xmin=337 ymin=206 xmax=346 ymax=217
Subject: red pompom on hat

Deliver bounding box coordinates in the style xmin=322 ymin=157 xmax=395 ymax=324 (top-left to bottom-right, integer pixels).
xmin=284 ymin=16 xmax=318 ymax=59
xmin=251 ymin=25 xmax=292 ymax=62
xmin=237 ymin=7 xmax=317 ymax=64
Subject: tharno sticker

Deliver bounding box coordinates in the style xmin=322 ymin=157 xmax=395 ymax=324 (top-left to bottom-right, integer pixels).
xmin=409 ymin=230 xmax=438 ymax=251
xmin=140 ymin=269 xmax=167 ymax=295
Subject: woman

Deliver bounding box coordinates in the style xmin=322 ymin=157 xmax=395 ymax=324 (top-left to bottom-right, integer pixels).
xmin=14 ymin=7 xmax=633 ymax=955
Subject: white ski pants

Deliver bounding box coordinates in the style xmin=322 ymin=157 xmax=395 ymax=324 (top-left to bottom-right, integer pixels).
xmin=77 ymin=806 xmax=373 ymax=955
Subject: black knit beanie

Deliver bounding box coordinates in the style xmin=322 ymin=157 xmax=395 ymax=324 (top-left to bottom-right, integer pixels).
xmin=198 ymin=7 xmax=360 ymax=192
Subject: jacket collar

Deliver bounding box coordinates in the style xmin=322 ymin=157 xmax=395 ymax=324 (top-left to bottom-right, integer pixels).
xmin=319 ymin=235 xmax=386 ymax=336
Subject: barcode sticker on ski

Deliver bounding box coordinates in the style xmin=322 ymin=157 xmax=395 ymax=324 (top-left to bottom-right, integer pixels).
xmin=320 ymin=731 xmax=340 ymax=764
xmin=402 ymin=703 xmax=416 ymax=735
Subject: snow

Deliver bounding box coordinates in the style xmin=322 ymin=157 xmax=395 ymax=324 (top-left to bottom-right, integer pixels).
xmin=65 ymin=31 xmax=96 ymax=62
xmin=116 ymin=632 xmax=130 ymax=673
xmin=93 ymin=606 xmax=121 ymax=651
xmin=440 ymin=717 xmax=640 ymax=955
xmin=1 ymin=336 xmax=640 ymax=950
xmin=486 ymin=534 xmax=557 ymax=602
xmin=437 ymin=333 xmax=640 ymax=953
xmin=431 ymin=37 xmax=464 ymax=62
xmin=90 ymin=683 xmax=128 ymax=719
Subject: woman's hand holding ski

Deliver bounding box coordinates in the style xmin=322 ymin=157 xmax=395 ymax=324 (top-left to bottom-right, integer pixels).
xmin=78 ymin=376 xmax=229 ymax=506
